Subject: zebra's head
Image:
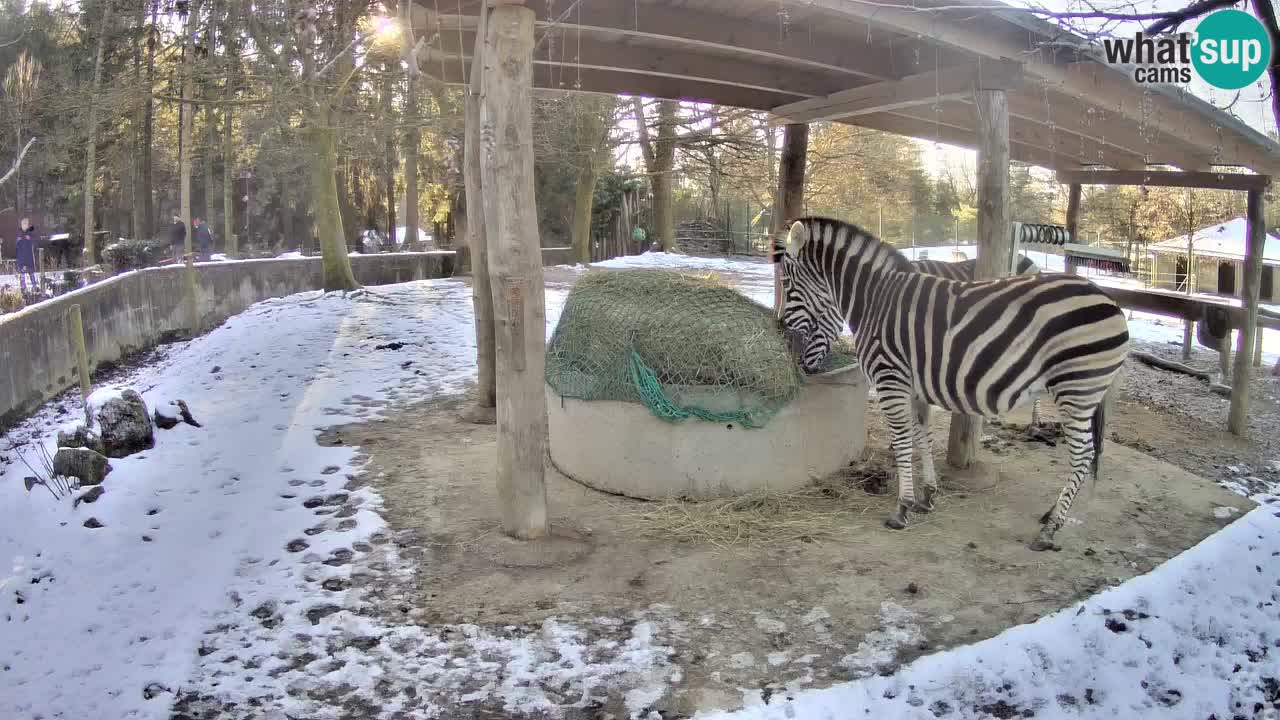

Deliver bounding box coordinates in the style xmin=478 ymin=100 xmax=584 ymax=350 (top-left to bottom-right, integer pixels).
xmin=773 ymin=220 xmax=839 ymax=374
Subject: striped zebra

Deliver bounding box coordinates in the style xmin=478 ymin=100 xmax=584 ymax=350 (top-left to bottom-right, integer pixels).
xmin=775 ymin=217 xmax=1128 ymax=551
xmin=915 ymin=256 xmax=1050 ymax=429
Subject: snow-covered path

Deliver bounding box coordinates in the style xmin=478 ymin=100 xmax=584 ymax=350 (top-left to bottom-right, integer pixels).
xmin=1 ymin=254 xmax=1277 ymax=720
xmin=0 ymin=281 xmax=525 ymax=718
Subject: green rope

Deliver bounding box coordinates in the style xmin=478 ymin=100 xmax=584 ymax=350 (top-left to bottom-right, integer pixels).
xmin=626 ymin=350 xmax=767 ymax=428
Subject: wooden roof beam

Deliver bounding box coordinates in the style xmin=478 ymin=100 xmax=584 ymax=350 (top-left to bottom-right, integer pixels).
xmin=436 ymin=29 xmax=845 ymax=99
xmin=846 ymin=112 xmax=1084 ymax=171
xmin=892 ymin=102 xmax=1146 ymax=170
xmin=1056 ymin=169 xmax=1272 ymax=191
xmin=798 ymin=0 xmax=1280 ymax=175
xmin=433 ymin=1 xmax=898 ymax=83
xmin=770 ymin=59 xmax=1023 ymax=125
xmin=1005 ymin=89 xmax=1215 ymax=171
xmin=416 ymin=50 xmax=809 ymax=110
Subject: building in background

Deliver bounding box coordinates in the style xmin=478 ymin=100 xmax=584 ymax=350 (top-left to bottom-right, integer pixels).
xmin=1149 ymin=218 xmax=1280 ymax=301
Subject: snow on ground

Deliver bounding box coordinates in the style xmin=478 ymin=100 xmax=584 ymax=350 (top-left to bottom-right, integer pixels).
xmin=1 ymin=251 xmax=1278 ymax=719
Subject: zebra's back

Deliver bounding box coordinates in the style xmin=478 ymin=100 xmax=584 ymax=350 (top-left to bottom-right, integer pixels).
xmin=910 ymin=255 xmax=1039 ymax=280
xmin=871 ymin=271 xmax=1128 ymax=417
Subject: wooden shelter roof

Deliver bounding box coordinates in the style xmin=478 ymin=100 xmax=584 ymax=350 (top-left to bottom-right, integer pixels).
xmin=414 ymin=0 xmax=1280 ymax=176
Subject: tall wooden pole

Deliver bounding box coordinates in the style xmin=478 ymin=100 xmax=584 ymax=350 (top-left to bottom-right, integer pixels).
xmin=463 ymin=0 xmax=497 ymax=421
xmin=1229 ymin=188 xmax=1268 ymax=436
xmin=773 ymin=123 xmax=808 ymax=312
xmin=947 ymin=89 xmax=1011 ymax=469
xmin=480 ymin=1 xmax=548 ymax=540
xmin=1064 ymin=183 xmax=1082 ymax=274
xmin=68 ymin=304 xmax=92 ymax=428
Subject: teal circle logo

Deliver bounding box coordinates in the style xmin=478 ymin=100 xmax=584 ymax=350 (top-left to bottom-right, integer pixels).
xmin=1192 ymin=9 xmax=1272 ymax=90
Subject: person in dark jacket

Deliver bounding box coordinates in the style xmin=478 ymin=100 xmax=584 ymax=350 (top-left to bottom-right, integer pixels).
xmin=169 ymin=215 xmax=187 ymax=262
xmin=15 ymin=218 xmax=38 ymax=293
xmin=193 ymin=218 xmax=213 ymax=260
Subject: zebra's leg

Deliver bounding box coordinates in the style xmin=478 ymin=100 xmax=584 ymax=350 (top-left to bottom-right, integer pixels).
xmin=1031 ymin=412 xmax=1094 ymax=551
xmin=881 ymin=389 xmax=917 ymax=530
xmin=911 ymin=397 xmax=938 ymax=513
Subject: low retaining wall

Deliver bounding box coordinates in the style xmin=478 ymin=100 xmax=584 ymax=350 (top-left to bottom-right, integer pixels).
xmin=0 ymin=248 xmax=567 ymax=430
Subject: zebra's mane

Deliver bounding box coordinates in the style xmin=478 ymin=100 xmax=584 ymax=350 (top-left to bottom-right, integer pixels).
xmin=791 ymin=216 xmax=914 ymax=275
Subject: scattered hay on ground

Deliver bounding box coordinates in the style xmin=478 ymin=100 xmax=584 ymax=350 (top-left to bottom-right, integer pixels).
xmin=614 ymin=455 xmax=897 ymax=548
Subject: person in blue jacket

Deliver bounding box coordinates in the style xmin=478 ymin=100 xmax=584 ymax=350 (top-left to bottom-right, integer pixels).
xmin=15 ymin=218 xmax=38 ymax=293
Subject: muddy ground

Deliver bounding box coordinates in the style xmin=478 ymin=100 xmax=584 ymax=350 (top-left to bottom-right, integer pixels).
xmin=334 ymin=387 xmax=1252 ymax=717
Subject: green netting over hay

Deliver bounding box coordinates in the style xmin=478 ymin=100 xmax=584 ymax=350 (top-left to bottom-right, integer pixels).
xmin=546 ymin=269 xmax=804 ymax=428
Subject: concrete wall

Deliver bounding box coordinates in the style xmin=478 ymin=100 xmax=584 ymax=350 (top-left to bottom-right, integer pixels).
xmin=0 ymin=248 xmax=569 ymax=430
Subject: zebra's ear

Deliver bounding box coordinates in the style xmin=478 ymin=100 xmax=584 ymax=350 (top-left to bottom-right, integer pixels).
xmin=785 ymin=221 xmax=808 ymax=257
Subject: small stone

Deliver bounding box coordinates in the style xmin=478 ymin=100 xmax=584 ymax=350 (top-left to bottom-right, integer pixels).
xmin=210 ymin=366 xmax=221 ymax=373
xmin=73 ymin=486 xmax=105 ymax=507
xmin=1084 ymin=548 xmax=1097 ymax=557
xmin=96 ymin=390 xmax=155 ymax=458
xmin=906 ymin=582 xmax=920 ymax=595
xmin=286 ymin=539 xmax=309 ymax=553
xmin=54 ymin=447 xmax=112 ymax=486
xmin=966 ymin=542 xmax=978 ymax=550
xmin=57 ymin=426 xmax=105 ymax=455
xmin=83 ymin=517 xmax=104 ymax=529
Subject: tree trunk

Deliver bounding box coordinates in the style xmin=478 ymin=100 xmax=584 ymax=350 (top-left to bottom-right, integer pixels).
xmin=223 ymin=101 xmax=235 ymax=256
xmin=82 ymin=0 xmax=115 ymax=265
xmin=130 ymin=1 xmax=147 ymax=238
xmin=307 ymin=120 xmax=358 ymax=290
xmin=571 ymin=162 xmax=599 ymax=264
xmin=632 ymin=98 xmax=678 ymax=251
xmin=1229 ymin=189 xmax=1267 ymax=435
xmin=947 ymin=89 xmax=1010 ymax=469
xmin=480 ymin=2 xmax=548 ymax=540
xmin=382 ymin=59 xmax=396 ymax=242
xmin=774 ymin=123 xmax=808 ymax=311
xmin=139 ymin=2 xmax=158 ymax=239
xmin=464 ymin=0 xmax=496 ymax=414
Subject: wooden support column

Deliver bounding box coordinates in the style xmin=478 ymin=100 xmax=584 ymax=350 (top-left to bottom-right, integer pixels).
xmin=1229 ymin=188 xmax=1268 ymax=436
xmin=463 ymin=0 xmax=497 ymax=422
xmin=479 ymin=1 xmax=548 ymax=539
xmin=947 ymin=88 xmax=1010 ymax=469
xmin=1064 ymin=183 xmax=1082 ymax=275
xmin=773 ymin=123 xmax=808 ymax=312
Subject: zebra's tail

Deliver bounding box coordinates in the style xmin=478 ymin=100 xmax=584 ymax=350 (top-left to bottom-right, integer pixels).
xmin=1090 ymin=380 xmax=1118 ymax=483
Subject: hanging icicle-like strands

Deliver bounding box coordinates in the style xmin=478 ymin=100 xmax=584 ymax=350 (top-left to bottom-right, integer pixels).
xmin=574 ymin=0 xmax=582 ymax=90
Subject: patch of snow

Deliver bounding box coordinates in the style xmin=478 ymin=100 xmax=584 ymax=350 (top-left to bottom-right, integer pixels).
xmin=698 ymin=507 xmax=1280 ymax=720
xmin=836 ymin=602 xmax=923 ymax=678
xmin=1213 ymin=506 xmax=1240 ymax=519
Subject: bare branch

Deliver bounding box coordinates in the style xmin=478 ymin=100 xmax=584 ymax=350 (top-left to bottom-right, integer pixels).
xmin=0 ymin=138 xmax=36 ymax=188
xmin=1145 ymin=0 xmax=1238 ymax=34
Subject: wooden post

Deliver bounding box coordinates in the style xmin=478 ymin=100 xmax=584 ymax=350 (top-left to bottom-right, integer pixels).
xmin=463 ymin=0 xmax=497 ymax=421
xmin=773 ymin=123 xmax=808 ymax=313
xmin=1219 ymin=331 xmax=1232 ymax=382
xmin=480 ymin=1 xmax=548 ymax=540
xmin=1255 ymin=321 xmax=1264 ymax=367
xmin=37 ymin=248 xmax=46 ymax=295
xmin=184 ymin=253 xmax=199 ymax=334
xmin=68 ymin=304 xmax=92 ymax=428
xmin=1064 ymin=183 xmax=1082 ymax=275
xmin=1229 ymin=188 xmax=1267 ymax=435
xmin=1183 ymin=321 xmax=1195 ymax=361
xmin=947 ymin=88 xmax=1010 ymax=469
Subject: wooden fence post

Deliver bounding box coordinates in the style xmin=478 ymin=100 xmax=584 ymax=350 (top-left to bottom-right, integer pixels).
xmin=480 ymin=1 xmax=548 ymax=540
xmin=1229 ymin=188 xmax=1267 ymax=435
xmin=68 ymin=304 xmax=93 ymax=427
xmin=773 ymin=123 xmax=809 ymax=313
xmin=947 ymin=88 xmax=1011 ymax=469
xmin=463 ymin=0 xmax=497 ymax=421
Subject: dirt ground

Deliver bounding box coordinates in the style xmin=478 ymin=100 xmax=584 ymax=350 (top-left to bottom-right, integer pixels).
xmin=339 ymin=389 xmax=1253 ymax=716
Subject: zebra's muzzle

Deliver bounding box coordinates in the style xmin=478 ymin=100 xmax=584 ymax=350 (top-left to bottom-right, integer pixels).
xmin=784 ymin=327 xmax=809 ymax=361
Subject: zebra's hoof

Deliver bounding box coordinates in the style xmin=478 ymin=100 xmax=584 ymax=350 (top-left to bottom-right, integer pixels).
xmin=1038 ymin=509 xmax=1053 ymax=525
xmin=914 ymin=487 xmax=937 ymax=514
xmin=885 ymin=509 xmax=908 ymax=530
xmin=1028 ymin=538 xmax=1060 ymax=552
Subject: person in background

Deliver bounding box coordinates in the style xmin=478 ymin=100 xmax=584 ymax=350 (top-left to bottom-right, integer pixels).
xmin=169 ymin=215 xmax=186 ymax=263
xmin=193 ymin=217 xmax=213 ymax=260
xmin=15 ymin=218 xmax=38 ymax=294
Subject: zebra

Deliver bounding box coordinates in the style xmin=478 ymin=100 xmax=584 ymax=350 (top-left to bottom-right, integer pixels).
xmin=774 ymin=216 xmax=1129 ymax=551
xmin=913 ymin=256 xmax=1051 ymax=429
xmin=806 ymin=254 xmax=1050 ymax=426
